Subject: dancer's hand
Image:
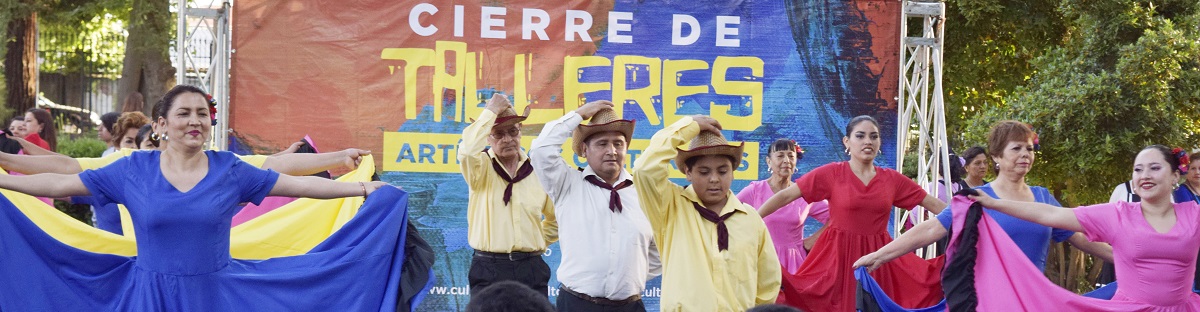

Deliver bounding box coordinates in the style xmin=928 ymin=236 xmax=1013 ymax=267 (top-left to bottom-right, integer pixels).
xmin=271 ymin=141 xmax=304 ymax=156
xmin=485 ymin=93 xmax=511 ymax=114
xmin=576 ymin=100 xmax=614 ymax=119
xmin=853 ymin=252 xmax=885 ymax=272
xmin=693 ymin=116 xmax=722 ymax=134
xmin=363 ymin=181 xmax=391 ymax=195
xmin=967 ymin=191 xmax=997 ymax=206
xmin=340 ymin=149 xmax=370 ymax=168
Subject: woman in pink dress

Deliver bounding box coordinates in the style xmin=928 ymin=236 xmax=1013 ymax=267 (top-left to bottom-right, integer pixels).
xmin=737 ymin=139 xmax=830 ymax=274
xmin=964 ymin=144 xmax=1200 ymax=311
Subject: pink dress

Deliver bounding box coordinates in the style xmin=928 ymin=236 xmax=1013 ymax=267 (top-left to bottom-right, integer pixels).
xmin=736 ymin=179 xmax=830 ymax=274
xmin=943 ymin=196 xmax=1200 ymax=311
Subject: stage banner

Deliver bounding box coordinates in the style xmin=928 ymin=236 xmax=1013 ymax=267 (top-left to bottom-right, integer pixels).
xmin=232 ymin=0 xmax=899 ymax=310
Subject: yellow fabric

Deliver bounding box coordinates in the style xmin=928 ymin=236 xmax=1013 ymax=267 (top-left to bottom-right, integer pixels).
xmin=459 ymin=109 xmax=557 ymax=253
xmin=78 ymin=149 xmax=269 ymax=171
xmin=3 ymin=155 xmax=375 ymax=260
xmin=77 ymin=148 xmax=134 ymax=170
xmin=632 ymin=117 xmax=781 ymax=311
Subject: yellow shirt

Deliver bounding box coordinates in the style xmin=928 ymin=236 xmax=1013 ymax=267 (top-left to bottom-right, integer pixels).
xmin=632 ymin=117 xmax=781 ymax=311
xmin=77 ymin=149 xmax=269 ymax=170
xmin=458 ymin=109 xmax=557 ymax=253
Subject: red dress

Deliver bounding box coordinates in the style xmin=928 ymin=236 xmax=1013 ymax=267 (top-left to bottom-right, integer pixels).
xmin=778 ymin=162 xmax=944 ymax=311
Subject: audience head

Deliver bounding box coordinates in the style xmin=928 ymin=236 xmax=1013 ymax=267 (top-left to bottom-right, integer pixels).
xmin=99 ymin=112 xmax=120 ymax=143
xmin=25 ymin=108 xmax=57 ymax=150
xmin=112 ymin=112 xmax=151 ymax=149
xmin=464 ymin=281 xmax=554 ymax=312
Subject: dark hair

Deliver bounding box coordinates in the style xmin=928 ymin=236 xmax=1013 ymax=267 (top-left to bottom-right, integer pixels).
xmin=844 ymin=115 xmax=880 ymax=137
xmin=26 ymin=108 xmax=57 ymax=151
xmin=683 ymin=155 xmax=738 ymax=172
xmin=942 ymin=148 xmax=965 ymax=182
xmin=464 ymin=281 xmax=553 ymax=312
xmin=100 ymin=112 xmax=120 ymax=134
xmin=986 ymin=121 xmax=1035 ymax=158
xmin=1143 ymin=145 xmax=1183 ymax=173
xmin=962 ymin=146 xmax=987 ymax=164
xmin=154 ymin=85 xmax=210 ymax=120
xmin=9 ymin=116 xmax=21 ymax=123
xmin=746 ymin=304 xmax=804 ymax=312
xmin=768 ymin=139 xmax=803 ymax=161
xmin=135 ymin=124 xmax=157 ymax=148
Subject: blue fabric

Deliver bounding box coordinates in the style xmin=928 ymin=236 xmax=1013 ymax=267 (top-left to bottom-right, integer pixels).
xmin=936 ymin=184 xmax=1073 ymax=271
xmin=71 ymin=196 xmax=123 ymax=235
xmin=854 ymin=267 xmax=947 ymax=312
xmin=0 ymin=150 xmax=416 ymax=311
xmin=1174 ymin=186 xmax=1198 ymax=204
xmin=1083 ymin=282 xmax=1118 ymax=299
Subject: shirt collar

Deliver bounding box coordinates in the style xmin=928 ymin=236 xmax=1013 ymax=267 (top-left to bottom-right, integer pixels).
xmin=682 ymin=186 xmax=752 ymax=216
xmin=581 ymin=165 xmax=633 ymax=186
xmin=485 ymin=148 xmax=529 ymax=171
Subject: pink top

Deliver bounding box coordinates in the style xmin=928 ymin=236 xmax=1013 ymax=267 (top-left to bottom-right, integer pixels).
xmin=1076 ymin=201 xmax=1200 ymax=307
xmin=736 ymin=179 xmax=830 ymax=274
xmin=943 ymin=196 xmax=1200 ymax=311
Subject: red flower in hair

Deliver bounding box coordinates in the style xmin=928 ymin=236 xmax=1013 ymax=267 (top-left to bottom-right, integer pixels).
xmin=204 ymin=94 xmax=218 ymax=126
xmin=1174 ymin=148 xmax=1190 ymax=174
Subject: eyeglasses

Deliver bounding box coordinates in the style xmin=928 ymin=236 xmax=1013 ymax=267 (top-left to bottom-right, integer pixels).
xmin=490 ymin=128 xmax=521 ymax=139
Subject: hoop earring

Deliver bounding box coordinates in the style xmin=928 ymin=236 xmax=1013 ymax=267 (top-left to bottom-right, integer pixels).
xmin=160 ymin=133 xmax=169 ymax=141
xmin=844 ymin=148 xmax=850 ymax=155
xmin=149 ymin=132 xmax=159 ymax=141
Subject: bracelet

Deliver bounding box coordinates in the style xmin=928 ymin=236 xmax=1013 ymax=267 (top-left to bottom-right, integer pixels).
xmin=359 ymin=182 xmax=368 ymax=197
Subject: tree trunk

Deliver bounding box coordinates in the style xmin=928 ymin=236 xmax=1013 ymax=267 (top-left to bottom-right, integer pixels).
xmin=117 ymin=0 xmax=175 ymax=118
xmin=4 ymin=10 xmax=37 ymax=116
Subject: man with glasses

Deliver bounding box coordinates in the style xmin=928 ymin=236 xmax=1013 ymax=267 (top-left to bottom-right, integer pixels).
xmin=458 ymin=93 xmax=558 ymax=297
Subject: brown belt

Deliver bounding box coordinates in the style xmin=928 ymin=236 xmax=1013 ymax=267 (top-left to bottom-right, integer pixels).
xmin=559 ymin=285 xmax=641 ymax=306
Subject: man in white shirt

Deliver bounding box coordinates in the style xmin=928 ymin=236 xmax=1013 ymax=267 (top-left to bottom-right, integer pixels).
xmin=530 ymin=100 xmax=661 ymax=311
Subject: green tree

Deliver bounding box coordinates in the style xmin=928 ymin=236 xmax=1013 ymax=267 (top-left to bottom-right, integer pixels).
xmin=971 ymin=0 xmax=1200 ymax=206
xmin=963 ymin=0 xmax=1199 ymax=292
xmin=942 ymin=0 xmax=1069 ymax=147
xmin=116 ymin=0 xmax=174 ymax=116
xmin=3 ymin=0 xmax=39 ymax=115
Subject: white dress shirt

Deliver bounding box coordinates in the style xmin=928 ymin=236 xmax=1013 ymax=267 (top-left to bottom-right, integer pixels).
xmin=530 ymin=112 xmax=661 ymax=300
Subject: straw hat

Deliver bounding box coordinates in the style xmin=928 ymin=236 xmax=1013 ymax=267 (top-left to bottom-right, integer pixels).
xmin=492 ymin=106 xmax=528 ymax=129
xmin=674 ymin=131 xmax=744 ymax=173
xmin=572 ymin=108 xmax=635 ymax=156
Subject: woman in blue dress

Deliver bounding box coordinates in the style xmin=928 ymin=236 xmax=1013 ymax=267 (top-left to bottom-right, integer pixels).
xmin=0 ymin=85 xmax=413 ymax=311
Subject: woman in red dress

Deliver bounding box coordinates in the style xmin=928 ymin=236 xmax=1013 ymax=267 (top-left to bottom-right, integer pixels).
xmin=757 ymin=115 xmax=947 ymax=311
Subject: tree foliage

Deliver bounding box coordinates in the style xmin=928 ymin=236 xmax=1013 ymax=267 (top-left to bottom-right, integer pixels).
xmin=967 ymin=0 xmax=1200 ymax=205
xmin=942 ymin=0 xmax=1069 ymax=146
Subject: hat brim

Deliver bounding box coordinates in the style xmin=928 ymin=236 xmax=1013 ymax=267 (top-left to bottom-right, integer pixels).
xmin=572 ymin=120 xmax=635 ymax=156
xmin=493 ymin=115 xmax=527 ymax=128
xmin=675 ymin=143 xmax=744 ymax=173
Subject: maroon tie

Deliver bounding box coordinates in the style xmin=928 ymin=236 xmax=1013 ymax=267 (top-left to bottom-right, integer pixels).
xmin=490 ymin=158 xmax=534 ymax=205
xmin=584 ymin=175 xmax=634 ymax=213
xmin=693 ymin=202 xmax=736 ymax=251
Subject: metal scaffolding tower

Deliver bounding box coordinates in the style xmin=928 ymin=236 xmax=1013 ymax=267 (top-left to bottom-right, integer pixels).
xmin=894 ymin=0 xmax=949 ymax=258
xmin=175 ymin=0 xmax=232 ymax=150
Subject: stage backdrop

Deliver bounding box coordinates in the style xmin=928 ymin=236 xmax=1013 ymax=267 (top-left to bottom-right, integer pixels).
xmin=231 ymin=0 xmax=899 ymax=310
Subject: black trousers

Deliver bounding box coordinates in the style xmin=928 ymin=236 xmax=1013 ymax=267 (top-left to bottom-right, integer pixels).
xmin=468 ymin=252 xmax=551 ymax=298
xmin=555 ymin=286 xmax=645 ymax=312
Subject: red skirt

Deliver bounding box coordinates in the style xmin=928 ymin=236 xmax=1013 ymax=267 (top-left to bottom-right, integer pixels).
xmin=778 ymin=226 xmax=944 ymax=311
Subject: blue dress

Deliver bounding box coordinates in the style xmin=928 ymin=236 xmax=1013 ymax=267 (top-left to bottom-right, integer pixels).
xmin=936 ymin=184 xmax=1073 ymax=271
xmin=0 ymin=151 xmax=415 ymax=311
